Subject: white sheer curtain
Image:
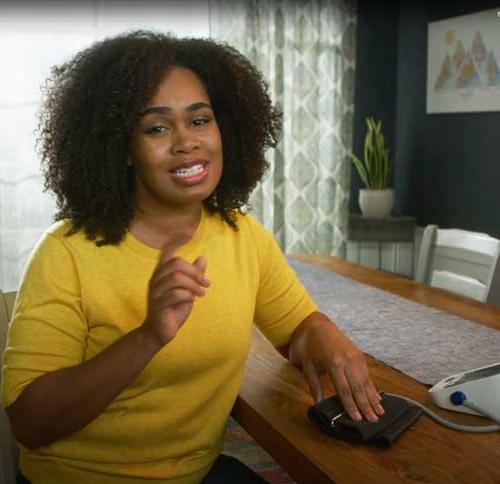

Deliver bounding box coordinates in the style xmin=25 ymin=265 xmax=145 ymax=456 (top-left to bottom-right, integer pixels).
xmin=210 ymin=0 xmax=356 ymax=256
xmin=0 ymin=1 xmax=210 ymax=291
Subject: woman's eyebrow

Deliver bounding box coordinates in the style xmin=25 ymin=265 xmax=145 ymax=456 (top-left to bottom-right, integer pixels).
xmin=140 ymin=102 xmax=212 ymax=117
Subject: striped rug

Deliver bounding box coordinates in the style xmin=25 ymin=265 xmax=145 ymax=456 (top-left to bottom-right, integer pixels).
xmin=223 ymin=417 xmax=296 ymax=484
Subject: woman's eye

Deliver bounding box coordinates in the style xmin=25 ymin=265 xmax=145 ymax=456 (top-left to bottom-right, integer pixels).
xmin=145 ymin=125 xmax=167 ymax=135
xmin=192 ymin=117 xmax=210 ymax=127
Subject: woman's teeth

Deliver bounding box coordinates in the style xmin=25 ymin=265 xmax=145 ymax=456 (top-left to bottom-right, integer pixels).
xmin=171 ymin=164 xmax=204 ymax=178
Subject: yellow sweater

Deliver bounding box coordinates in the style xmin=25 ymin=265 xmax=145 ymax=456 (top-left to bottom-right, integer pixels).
xmin=2 ymin=209 xmax=317 ymax=484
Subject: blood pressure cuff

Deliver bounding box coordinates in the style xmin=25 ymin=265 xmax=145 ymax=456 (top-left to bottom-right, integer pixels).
xmin=308 ymin=392 xmax=422 ymax=447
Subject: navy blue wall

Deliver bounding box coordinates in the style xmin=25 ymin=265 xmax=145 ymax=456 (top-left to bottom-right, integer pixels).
xmin=352 ymin=0 xmax=500 ymax=238
xmin=350 ymin=0 xmax=399 ymax=213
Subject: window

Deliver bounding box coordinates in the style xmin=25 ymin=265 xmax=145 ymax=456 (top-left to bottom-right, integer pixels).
xmin=0 ymin=1 xmax=210 ymax=290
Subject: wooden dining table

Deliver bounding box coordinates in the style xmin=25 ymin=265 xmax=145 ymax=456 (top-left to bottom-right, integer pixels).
xmin=232 ymin=254 xmax=500 ymax=484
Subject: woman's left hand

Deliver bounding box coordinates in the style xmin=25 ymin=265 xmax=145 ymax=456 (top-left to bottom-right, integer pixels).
xmin=288 ymin=312 xmax=385 ymax=423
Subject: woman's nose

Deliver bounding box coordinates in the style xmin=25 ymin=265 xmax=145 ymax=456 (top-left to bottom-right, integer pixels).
xmin=170 ymin=125 xmax=200 ymax=154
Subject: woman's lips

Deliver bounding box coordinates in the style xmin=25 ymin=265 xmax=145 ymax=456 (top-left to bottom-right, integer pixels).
xmin=169 ymin=161 xmax=209 ymax=186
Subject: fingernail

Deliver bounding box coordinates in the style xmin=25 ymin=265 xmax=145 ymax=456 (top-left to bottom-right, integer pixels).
xmin=376 ymin=404 xmax=385 ymax=415
xmin=353 ymin=411 xmax=362 ymax=422
xmin=369 ymin=413 xmax=379 ymax=423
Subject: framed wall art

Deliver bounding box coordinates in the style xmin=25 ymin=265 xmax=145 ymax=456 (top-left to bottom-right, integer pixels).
xmin=427 ymin=8 xmax=500 ymax=113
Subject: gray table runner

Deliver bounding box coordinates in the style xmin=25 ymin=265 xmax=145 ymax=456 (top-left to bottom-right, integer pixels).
xmin=288 ymin=258 xmax=500 ymax=385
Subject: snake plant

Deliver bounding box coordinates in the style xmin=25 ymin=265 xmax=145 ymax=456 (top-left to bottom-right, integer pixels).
xmin=350 ymin=117 xmax=391 ymax=189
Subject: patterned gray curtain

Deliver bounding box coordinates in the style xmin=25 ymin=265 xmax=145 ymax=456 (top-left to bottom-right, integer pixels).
xmin=209 ymin=0 xmax=356 ymax=256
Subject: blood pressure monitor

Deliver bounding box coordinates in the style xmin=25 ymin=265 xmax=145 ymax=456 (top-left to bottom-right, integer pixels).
xmin=429 ymin=362 xmax=500 ymax=420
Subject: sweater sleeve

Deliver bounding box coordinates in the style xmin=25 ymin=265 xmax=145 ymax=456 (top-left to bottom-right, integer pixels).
xmin=250 ymin=219 xmax=318 ymax=348
xmin=1 ymin=232 xmax=88 ymax=408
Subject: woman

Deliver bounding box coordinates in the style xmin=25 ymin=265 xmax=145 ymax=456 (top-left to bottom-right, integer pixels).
xmin=2 ymin=31 xmax=384 ymax=483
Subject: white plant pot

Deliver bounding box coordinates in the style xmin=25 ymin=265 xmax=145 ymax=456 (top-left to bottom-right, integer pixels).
xmin=358 ymin=188 xmax=394 ymax=218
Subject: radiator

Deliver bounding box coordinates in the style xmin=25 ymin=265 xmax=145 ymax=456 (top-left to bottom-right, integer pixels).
xmin=346 ymin=227 xmax=424 ymax=278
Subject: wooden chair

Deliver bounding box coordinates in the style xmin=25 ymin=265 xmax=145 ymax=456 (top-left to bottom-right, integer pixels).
xmin=0 ymin=290 xmax=19 ymax=484
xmin=415 ymin=225 xmax=500 ymax=305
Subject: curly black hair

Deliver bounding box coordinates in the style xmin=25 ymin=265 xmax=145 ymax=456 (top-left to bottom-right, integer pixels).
xmin=37 ymin=30 xmax=281 ymax=246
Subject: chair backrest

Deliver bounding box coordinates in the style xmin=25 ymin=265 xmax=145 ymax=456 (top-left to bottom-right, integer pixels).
xmin=415 ymin=225 xmax=500 ymax=305
xmin=0 ymin=290 xmax=19 ymax=484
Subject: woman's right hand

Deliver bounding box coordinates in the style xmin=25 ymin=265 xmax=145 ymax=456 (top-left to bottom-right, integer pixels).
xmin=141 ymin=250 xmax=210 ymax=346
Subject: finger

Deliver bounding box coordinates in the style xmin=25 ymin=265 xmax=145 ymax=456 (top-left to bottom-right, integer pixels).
xmin=152 ymin=250 xmax=176 ymax=278
xmin=303 ymin=362 xmax=324 ymax=403
xmin=365 ymin=379 xmax=385 ymax=416
xmin=159 ymin=306 xmax=187 ymax=343
xmin=154 ymin=233 xmax=194 ymax=272
xmin=343 ymin=366 xmax=381 ymax=422
xmin=153 ymin=271 xmax=206 ymax=297
xmin=193 ymin=255 xmax=207 ymax=274
xmin=159 ymin=231 xmax=196 ymax=261
xmin=329 ymin=367 xmax=362 ymax=422
xmin=157 ymin=288 xmax=196 ymax=308
xmin=158 ymin=240 xmax=177 ymax=264
xmin=154 ymin=257 xmax=210 ymax=287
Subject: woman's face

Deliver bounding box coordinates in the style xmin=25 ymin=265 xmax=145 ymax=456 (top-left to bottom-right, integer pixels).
xmin=128 ymin=66 xmax=223 ymax=215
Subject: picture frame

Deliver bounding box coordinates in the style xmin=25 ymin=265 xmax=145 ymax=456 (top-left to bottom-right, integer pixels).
xmin=426 ymin=8 xmax=500 ymax=114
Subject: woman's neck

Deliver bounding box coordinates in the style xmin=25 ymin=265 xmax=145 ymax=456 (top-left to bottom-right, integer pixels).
xmin=129 ymin=204 xmax=202 ymax=251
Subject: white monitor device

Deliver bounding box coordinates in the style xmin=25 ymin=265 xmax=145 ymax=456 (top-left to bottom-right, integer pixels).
xmin=429 ymin=362 xmax=500 ymax=420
